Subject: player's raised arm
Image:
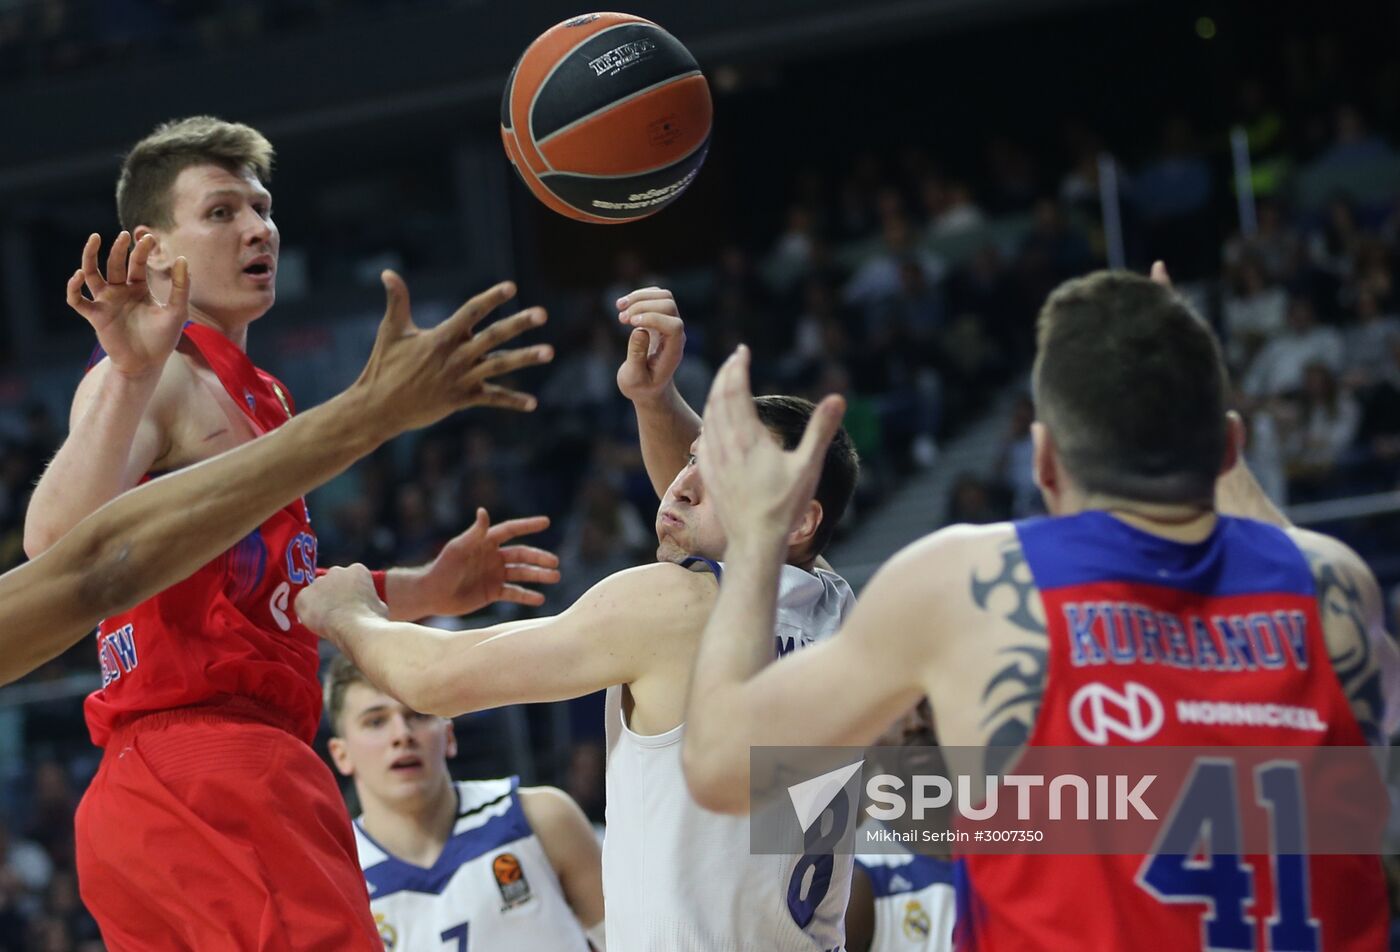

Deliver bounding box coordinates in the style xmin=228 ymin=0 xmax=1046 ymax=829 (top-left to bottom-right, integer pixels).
xmin=680 ymin=348 xmax=924 ymax=813
xmin=24 ymin=233 xmax=190 ymax=556
xmin=0 ymin=272 xmax=552 ymax=687
xmin=615 ymin=287 xmax=702 ymax=497
xmin=298 ymin=560 xmax=711 ymax=718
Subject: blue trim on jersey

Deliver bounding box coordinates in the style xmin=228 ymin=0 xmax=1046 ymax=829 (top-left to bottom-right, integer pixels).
xmin=359 ymin=777 xmax=532 ymax=899
xmin=1015 ymin=511 xmax=1314 ymax=597
xmin=856 ymin=854 xmax=956 ymax=897
xmin=680 ymin=555 xmax=723 ymax=580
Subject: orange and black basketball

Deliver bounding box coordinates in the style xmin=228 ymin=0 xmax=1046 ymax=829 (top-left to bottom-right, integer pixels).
xmin=500 ymin=13 xmax=712 ymax=223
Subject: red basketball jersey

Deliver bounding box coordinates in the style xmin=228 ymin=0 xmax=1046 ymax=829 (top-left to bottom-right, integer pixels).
xmin=84 ymin=324 xmax=324 ymax=747
xmin=956 ymin=511 xmax=1388 ymax=951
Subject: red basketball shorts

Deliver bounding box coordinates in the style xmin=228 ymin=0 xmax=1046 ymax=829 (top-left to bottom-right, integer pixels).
xmin=75 ymin=701 xmax=380 ymax=952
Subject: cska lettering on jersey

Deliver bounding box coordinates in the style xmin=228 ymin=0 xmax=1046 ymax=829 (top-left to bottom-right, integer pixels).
xmin=1062 ymin=600 xmax=1309 ymax=672
xmin=98 ymin=624 xmax=139 ymax=687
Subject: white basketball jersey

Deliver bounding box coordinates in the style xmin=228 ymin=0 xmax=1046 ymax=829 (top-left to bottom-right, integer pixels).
xmin=604 ymin=562 xmax=856 ymax=952
xmin=855 ymin=853 xmax=956 ymax=952
xmin=354 ymin=778 xmax=589 ymax=952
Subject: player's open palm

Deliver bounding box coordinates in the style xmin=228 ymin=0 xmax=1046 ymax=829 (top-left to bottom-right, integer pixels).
xmin=66 ymin=232 xmax=190 ymax=380
xmin=398 ymin=508 xmax=561 ymax=618
xmin=699 ymin=345 xmax=845 ymax=544
xmin=356 ymin=273 xmax=554 ymax=435
xmin=616 ymin=287 xmax=686 ymax=402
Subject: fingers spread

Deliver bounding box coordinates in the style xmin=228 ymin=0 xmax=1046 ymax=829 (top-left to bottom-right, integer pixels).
xmin=444 ymin=280 xmax=518 ymax=339
xmin=81 ymin=233 xmax=105 ymax=290
xmin=616 ymin=287 xmax=668 ymax=309
xmin=497 ymin=544 xmax=560 ymax=568
xmin=465 ymin=382 xmax=538 ymax=412
xmin=503 ymin=564 xmax=562 ymax=585
xmin=459 ymin=308 xmax=547 ymax=360
xmin=107 ymin=231 xmax=132 ymax=285
xmin=461 ymin=344 xmax=554 ymax=387
xmin=66 ymin=270 xmax=96 ymax=321
xmin=485 ymin=515 xmax=551 ymax=542
xmin=500 ymin=584 xmax=547 ymax=607
xmin=128 ymin=233 xmax=156 ymax=285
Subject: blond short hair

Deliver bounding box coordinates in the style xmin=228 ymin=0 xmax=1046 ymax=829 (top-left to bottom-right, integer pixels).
xmin=116 ymin=116 xmax=274 ymax=231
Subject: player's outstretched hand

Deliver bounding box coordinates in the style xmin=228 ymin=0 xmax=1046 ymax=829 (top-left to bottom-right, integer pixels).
xmin=353 ymin=272 xmax=553 ymax=439
xmin=698 ymin=345 xmax=845 ymax=550
xmin=616 ymin=286 xmax=686 ymax=403
xmin=295 ymin=563 xmax=386 ymax=646
xmin=389 ymin=508 xmax=562 ymax=619
xmin=66 ymin=232 xmax=190 ymax=380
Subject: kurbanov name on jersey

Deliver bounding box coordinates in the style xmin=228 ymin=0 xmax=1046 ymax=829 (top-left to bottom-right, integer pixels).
xmin=1062 ymin=600 xmax=1310 ymax=672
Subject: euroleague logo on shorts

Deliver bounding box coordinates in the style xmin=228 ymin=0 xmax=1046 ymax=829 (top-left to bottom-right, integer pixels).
xmin=492 ymin=852 xmax=533 ymax=910
xmin=1069 ymin=681 xmax=1164 ymax=745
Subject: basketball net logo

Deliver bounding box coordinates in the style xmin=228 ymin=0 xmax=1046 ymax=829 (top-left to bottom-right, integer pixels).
xmin=1069 ymin=681 xmax=1164 ymax=745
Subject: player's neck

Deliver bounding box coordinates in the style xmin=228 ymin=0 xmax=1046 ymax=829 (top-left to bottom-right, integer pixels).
xmin=1081 ymin=495 xmax=1218 ymax=544
xmin=186 ymin=308 xmax=251 ymax=352
xmin=358 ymin=777 xmax=457 ymax=868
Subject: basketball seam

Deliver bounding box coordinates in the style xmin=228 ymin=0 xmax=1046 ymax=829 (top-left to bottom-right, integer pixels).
xmin=526 ymin=21 xmax=668 ymax=172
xmin=534 ymin=70 xmax=704 ymax=148
xmin=516 ymin=149 xmax=616 ymax=223
xmin=537 ymin=135 xmax=709 ymax=181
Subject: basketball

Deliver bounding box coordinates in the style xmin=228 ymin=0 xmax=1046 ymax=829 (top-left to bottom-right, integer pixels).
xmin=500 ymin=13 xmax=712 ymax=224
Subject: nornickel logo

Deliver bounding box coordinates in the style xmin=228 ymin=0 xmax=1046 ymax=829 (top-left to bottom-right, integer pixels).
xmin=1070 ymin=681 xmax=1164 ymax=745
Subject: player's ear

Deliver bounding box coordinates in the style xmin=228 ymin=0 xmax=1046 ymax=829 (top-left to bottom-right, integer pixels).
xmin=1219 ymin=410 xmax=1245 ymax=476
xmin=786 ymin=499 xmax=823 ymax=555
xmin=327 ymin=736 xmax=355 ymax=778
xmin=132 ymin=225 xmax=171 ymax=273
xmin=443 ymin=719 xmax=458 ymax=760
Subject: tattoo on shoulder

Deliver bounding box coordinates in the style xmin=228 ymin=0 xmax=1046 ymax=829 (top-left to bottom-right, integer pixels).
xmin=970 ymin=541 xmax=1048 ymax=775
xmin=1302 ymin=544 xmax=1383 ymax=745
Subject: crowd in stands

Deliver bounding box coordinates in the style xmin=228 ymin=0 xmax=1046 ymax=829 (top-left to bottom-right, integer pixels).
xmin=0 ymin=13 xmax=1397 ymax=945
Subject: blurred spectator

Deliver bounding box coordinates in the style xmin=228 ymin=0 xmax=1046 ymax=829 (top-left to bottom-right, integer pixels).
xmin=925 ymin=180 xmax=986 ymax=238
xmin=1342 ymin=286 xmax=1400 ymax=388
xmin=25 ymin=763 xmax=75 ymax=871
xmin=947 ymin=473 xmax=1011 ymax=525
xmin=1307 ymin=194 xmax=1363 ymax=288
xmin=1133 ymin=117 xmax=1216 ymax=279
xmin=390 ymin=483 xmax=439 ymax=565
xmin=995 ymin=393 xmax=1042 ymax=518
xmin=1313 ymin=104 xmax=1397 ymax=170
xmin=1018 ymin=198 xmax=1094 ymax=302
xmin=0 ymin=819 xmax=50 ymax=908
xmin=1281 ymin=363 xmax=1360 ymax=490
xmin=602 ymin=251 xmax=665 ymax=316
xmin=1223 ymin=198 xmax=1303 ymax=283
xmin=41 ymin=870 xmax=98 ymax=947
xmin=843 ymin=216 xmax=945 ymax=312
xmin=1242 ymin=298 xmax=1345 ymax=400
xmin=984 ymin=137 xmax=1039 ymax=213
xmin=1222 ymin=256 xmax=1290 ymax=369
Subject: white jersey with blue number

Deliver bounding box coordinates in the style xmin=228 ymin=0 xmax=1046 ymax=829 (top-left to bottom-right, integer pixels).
xmin=353 ymin=778 xmax=589 ymax=952
xmin=856 ymin=853 xmax=956 ymax=952
xmin=603 ymin=563 xmax=857 ymax=952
